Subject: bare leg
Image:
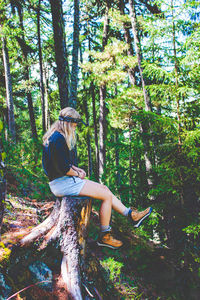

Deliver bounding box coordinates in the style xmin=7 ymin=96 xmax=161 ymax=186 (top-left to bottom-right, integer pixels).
xmin=79 ymin=179 xmax=127 ymax=226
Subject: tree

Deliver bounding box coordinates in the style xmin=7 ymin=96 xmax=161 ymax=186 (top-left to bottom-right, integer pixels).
xmin=99 ymin=0 xmax=110 ymax=179
xmin=1 ymin=35 xmax=16 ymax=141
xmin=20 ymin=196 xmax=92 ymax=299
xmin=50 ymin=0 xmax=69 ymax=109
xmin=15 ymin=2 xmax=38 ymax=140
xmin=36 ymin=0 xmax=46 ymax=133
xmin=0 ymin=121 xmax=6 ymax=237
xmin=69 ymin=0 xmax=80 ymax=108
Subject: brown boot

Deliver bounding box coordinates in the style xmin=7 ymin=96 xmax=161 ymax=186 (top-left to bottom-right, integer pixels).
xmin=97 ymin=232 xmax=123 ymax=249
xmin=128 ymin=207 xmax=152 ymax=228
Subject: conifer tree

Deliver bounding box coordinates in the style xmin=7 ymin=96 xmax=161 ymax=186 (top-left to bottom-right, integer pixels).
xmin=50 ymin=0 xmax=69 ymax=109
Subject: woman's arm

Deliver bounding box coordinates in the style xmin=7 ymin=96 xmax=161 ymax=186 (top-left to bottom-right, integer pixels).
xmin=66 ymin=165 xmax=86 ymax=179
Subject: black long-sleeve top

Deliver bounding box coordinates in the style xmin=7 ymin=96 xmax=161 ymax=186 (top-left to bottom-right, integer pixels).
xmin=42 ymin=131 xmax=75 ymax=181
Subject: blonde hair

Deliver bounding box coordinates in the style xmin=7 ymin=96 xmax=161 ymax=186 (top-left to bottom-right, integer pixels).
xmin=43 ymin=107 xmax=81 ymax=150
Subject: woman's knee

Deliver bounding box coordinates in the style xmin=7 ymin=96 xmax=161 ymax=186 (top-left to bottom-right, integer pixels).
xmin=100 ymin=185 xmax=113 ymax=202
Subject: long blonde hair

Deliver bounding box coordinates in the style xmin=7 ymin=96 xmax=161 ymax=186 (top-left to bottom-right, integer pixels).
xmin=43 ymin=107 xmax=81 ymax=150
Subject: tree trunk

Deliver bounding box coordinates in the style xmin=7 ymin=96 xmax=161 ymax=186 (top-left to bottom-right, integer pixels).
xmin=171 ymin=0 xmax=184 ymax=207
xmin=128 ymin=0 xmax=151 ymax=111
xmin=99 ymin=2 xmax=110 ymax=179
xmin=128 ymin=123 xmax=133 ymax=200
xmin=44 ymin=64 xmax=50 ymax=130
xmin=37 ymin=0 xmax=46 ymax=133
xmin=119 ymin=0 xmax=136 ymax=86
xmin=50 ymin=0 xmax=70 ymax=109
xmin=128 ymin=0 xmax=156 ymax=193
xmin=115 ymin=130 xmax=121 ymax=192
xmin=25 ymin=66 xmax=38 ymax=140
xmin=80 ymin=45 xmax=93 ymax=178
xmin=1 ymin=36 xmax=16 ymax=142
xmin=17 ymin=6 xmax=38 ymax=140
xmin=91 ymin=82 xmax=99 ymax=181
xmin=69 ymin=0 xmax=80 ymax=108
xmin=0 ymin=122 xmax=6 ymax=237
xmin=21 ymin=196 xmax=92 ymax=299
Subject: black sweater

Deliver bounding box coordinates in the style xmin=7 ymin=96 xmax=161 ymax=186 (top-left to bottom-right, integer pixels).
xmin=42 ymin=131 xmax=75 ymax=181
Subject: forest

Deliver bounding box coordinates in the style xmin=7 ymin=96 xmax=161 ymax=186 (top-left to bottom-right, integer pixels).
xmin=0 ymin=0 xmax=200 ymax=299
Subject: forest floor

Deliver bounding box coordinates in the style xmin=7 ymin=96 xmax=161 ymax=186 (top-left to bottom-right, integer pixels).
xmin=1 ymin=171 xmax=198 ymax=299
xmin=1 ymin=192 xmax=190 ymax=300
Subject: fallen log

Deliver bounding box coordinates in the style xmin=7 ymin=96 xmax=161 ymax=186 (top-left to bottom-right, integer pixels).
xmin=20 ymin=196 xmax=92 ymax=300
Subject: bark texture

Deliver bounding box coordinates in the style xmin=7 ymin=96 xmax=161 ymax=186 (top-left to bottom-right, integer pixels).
xmin=2 ymin=36 xmax=16 ymax=141
xmin=21 ymin=196 xmax=92 ymax=299
xmin=50 ymin=0 xmax=69 ymax=109
xmin=17 ymin=6 xmax=38 ymax=140
xmin=99 ymin=2 xmax=110 ymax=179
xmin=69 ymin=0 xmax=80 ymax=108
xmin=37 ymin=0 xmax=46 ymax=133
xmin=0 ymin=125 xmax=6 ymax=237
xmin=129 ymin=0 xmax=151 ymax=111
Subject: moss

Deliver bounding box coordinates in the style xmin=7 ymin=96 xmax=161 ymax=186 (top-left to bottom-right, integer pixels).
xmin=0 ymin=243 xmax=11 ymax=267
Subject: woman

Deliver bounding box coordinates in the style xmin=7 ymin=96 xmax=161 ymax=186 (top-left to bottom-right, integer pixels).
xmin=42 ymin=107 xmax=152 ymax=249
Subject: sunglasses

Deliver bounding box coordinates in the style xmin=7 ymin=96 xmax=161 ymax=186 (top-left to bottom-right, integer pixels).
xmin=59 ymin=116 xmax=87 ymax=126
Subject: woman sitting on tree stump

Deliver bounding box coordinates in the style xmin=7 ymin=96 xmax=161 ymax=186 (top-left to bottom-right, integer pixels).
xmin=42 ymin=107 xmax=152 ymax=250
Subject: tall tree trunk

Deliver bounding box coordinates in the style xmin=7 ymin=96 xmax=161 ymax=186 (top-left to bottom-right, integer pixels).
xmin=17 ymin=6 xmax=38 ymax=140
xmin=171 ymin=0 xmax=181 ymax=145
xmin=50 ymin=0 xmax=69 ymax=109
xmin=37 ymin=0 xmax=46 ymax=133
xmin=128 ymin=0 xmax=151 ymax=111
xmin=88 ymin=34 xmax=99 ymax=181
xmin=129 ymin=122 xmax=133 ymax=200
xmin=128 ymin=0 xmax=156 ymax=192
xmin=2 ymin=36 xmax=16 ymax=142
xmin=115 ymin=130 xmax=121 ymax=192
xmin=44 ymin=64 xmax=50 ymax=129
xmin=80 ymin=45 xmax=93 ymax=178
xmin=99 ymin=2 xmax=110 ymax=179
xmin=0 ymin=122 xmax=6 ymax=237
xmin=119 ymin=0 xmax=136 ymax=86
xmin=85 ymin=100 xmax=93 ymax=178
xmin=26 ymin=68 xmax=38 ymax=140
xmin=69 ymin=0 xmax=80 ymax=108
xmin=91 ymin=82 xmax=99 ymax=181
xmin=171 ymin=0 xmax=184 ymax=206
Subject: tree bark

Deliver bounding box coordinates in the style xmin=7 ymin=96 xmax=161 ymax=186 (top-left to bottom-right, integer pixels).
xmin=115 ymin=130 xmax=121 ymax=192
xmin=44 ymin=64 xmax=50 ymax=130
xmin=99 ymin=2 xmax=110 ymax=179
xmin=17 ymin=6 xmax=38 ymax=140
xmin=50 ymin=0 xmax=70 ymax=109
xmin=0 ymin=122 xmax=6 ymax=237
xmin=69 ymin=0 xmax=80 ymax=108
xmin=128 ymin=0 xmax=156 ymax=192
xmin=128 ymin=123 xmax=134 ymax=200
xmin=91 ymin=82 xmax=99 ymax=181
xmin=21 ymin=196 xmax=92 ymax=299
xmin=37 ymin=0 xmax=46 ymax=133
xmin=119 ymin=0 xmax=136 ymax=86
xmin=128 ymin=0 xmax=151 ymax=111
xmin=171 ymin=0 xmax=184 ymax=206
xmin=1 ymin=36 xmax=16 ymax=142
xmin=80 ymin=45 xmax=93 ymax=178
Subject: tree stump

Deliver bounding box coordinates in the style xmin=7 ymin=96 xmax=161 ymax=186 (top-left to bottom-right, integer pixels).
xmin=20 ymin=196 xmax=92 ymax=300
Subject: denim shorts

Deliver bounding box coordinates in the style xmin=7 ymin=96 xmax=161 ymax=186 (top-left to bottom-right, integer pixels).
xmin=49 ymin=176 xmax=86 ymax=197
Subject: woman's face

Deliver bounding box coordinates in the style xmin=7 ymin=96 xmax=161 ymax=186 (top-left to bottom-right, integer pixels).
xmin=72 ymin=123 xmax=77 ymax=131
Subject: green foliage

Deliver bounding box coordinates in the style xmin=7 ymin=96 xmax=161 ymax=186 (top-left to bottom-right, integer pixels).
xmin=100 ymin=257 xmax=124 ymax=283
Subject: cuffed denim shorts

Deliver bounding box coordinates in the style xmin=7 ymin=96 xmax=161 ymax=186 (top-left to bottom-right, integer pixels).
xmin=49 ymin=176 xmax=86 ymax=197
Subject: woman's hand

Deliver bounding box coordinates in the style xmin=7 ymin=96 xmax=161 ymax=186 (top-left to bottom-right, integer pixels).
xmin=77 ymin=168 xmax=86 ymax=179
xmin=71 ymin=165 xmax=86 ymax=179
